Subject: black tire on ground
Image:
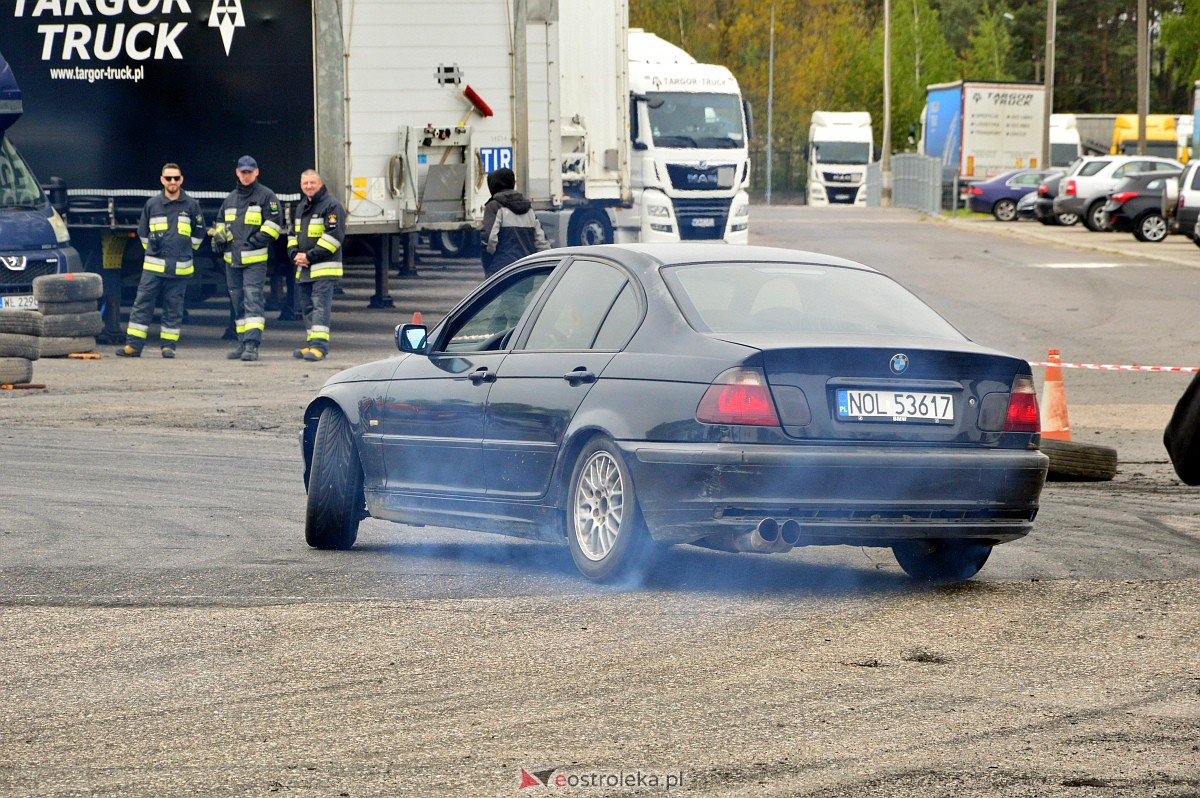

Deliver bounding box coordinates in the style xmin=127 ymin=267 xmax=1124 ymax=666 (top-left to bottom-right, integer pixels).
xmin=1133 ymin=212 xmax=1167 ymax=243
xmin=1041 ymin=438 xmax=1119 ymax=481
xmin=1058 ymin=212 xmax=1080 ymax=226
xmin=992 ymin=198 xmax=1018 ymax=222
xmin=432 ymin=230 xmax=480 ymax=259
xmin=0 ymin=357 xmax=33 ymax=385
xmin=0 ymin=309 xmax=44 ymax=336
xmin=1083 ymin=200 xmax=1109 ymax=232
xmin=566 ymin=437 xmax=658 ymax=582
xmin=32 ymin=273 xmax=104 ymax=303
xmin=892 ymin=540 xmax=993 ymax=583
xmin=38 ymin=299 xmax=98 ymax=316
xmin=305 ymin=406 xmax=365 ymax=550
xmin=0 ymin=333 xmax=41 ymax=361
xmin=41 ymin=311 xmax=104 ymax=338
xmin=1037 ymin=213 xmax=1060 ymax=226
xmin=39 ymin=336 xmax=97 ymax=358
xmin=568 ymin=209 xmax=614 ymax=247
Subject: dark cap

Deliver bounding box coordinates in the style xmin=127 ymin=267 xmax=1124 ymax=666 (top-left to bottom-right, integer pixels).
xmin=236 ymin=155 xmax=258 ymax=172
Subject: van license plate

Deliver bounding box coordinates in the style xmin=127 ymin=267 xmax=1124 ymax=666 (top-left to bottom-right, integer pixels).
xmin=837 ymin=389 xmax=954 ymax=422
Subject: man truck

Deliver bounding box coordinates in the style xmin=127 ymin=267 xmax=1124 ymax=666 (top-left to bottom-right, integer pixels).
xmin=805 ymin=111 xmax=873 ymax=207
xmin=0 ymin=50 xmax=81 ymax=309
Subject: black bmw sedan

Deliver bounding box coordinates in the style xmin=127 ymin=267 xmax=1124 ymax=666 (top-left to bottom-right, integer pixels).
xmin=301 ymin=245 xmax=1048 ymax=583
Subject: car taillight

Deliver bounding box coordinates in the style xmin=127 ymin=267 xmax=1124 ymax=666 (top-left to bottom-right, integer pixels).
xmin=1181 ymin=196 xmax=1187 ymax=208
xmin=1003 ymin=375 xmax=1040 ymax=433
xmin=969 ymin=186 xmax=984 ymax=195
xmin=1038 ymin=185 xmax=1049 ymax=196
xmin=1111 ymin=191 xmax=1139 ymax=203
xmin=1065 ymin=179 xmax=1077 ymax=196
xmin=696 ymin=367 xmax=780 ymax=427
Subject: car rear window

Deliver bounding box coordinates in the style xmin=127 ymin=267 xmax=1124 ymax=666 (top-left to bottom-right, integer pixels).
xmin=664 ymin=262 xmax=965 ymax=340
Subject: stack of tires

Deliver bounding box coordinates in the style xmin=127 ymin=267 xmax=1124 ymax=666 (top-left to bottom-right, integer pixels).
xmin=32 ymin=273 xmax=105 ymax=357
xmin=0 ymin=309 xmax=42 ymax=386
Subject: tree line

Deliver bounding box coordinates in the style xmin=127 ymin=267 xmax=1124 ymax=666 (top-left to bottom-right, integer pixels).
xmin=631 ymin=0 xmax=1200 ymax=194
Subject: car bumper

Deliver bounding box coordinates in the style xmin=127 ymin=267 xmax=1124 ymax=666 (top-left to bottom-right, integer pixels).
xmin=620 ymin=442 xmax=1048 ymax=546
xmin=1054 ymin=196 xmax=1086 ymax=216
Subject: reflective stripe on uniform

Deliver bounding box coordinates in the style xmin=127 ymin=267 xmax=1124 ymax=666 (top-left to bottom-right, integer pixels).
xmin=306 ymin=222 xmax=325 ymax=237
xmin=244 ymin=205 xmax=263 ymax=226
xmin=287 ymin=236 xmax=298 ymax=249
xmin=308 ymin=261 xmax=342 ymax=279
xmin=244 ymin=316 xmax=266 ymax=332
xmin=175 ymin=259 xmax=195 ymax=276
xmin=224 ymin=252 xmax=233 ymax=264
xmin=127 ymin=322 xmax=149 ymax=339
xmin=317 ymin=233 xmax=340 ymax=253
xmin=224 ymin=209 xmax=236 ymax=222
xmin=307 ymin=325 xmax=331 ymax=342
xmin=261 ymin=220 xmax=283 ymax=240
xmin=160 ymin=328 xmax=181 ymax=342
xmin=191 ymin=236 xmax=203 ymax=250
xmin=241 ymin=247 xmax=269 ymax=264
xmin=148 ymin=215 xmax=169 ymax=232
xmin=144 ymin=255 xmax=166 ymax=273
xmin=235 ymin=318 xmax=249 ymax=334
xmin=139 ymin=237 xmax=149 ymax=250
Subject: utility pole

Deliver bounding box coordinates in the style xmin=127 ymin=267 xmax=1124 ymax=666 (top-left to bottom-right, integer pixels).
xmin=513 ymin=0 xmax=529 ymax=193
xmin=766 ymin=4 xmax=774 ymax=206
xmin=1137 ymin=0 xmax=1147 ymax=155
xmin=1041 ymin=0 xmax=1055 ymax=169
xmin=881 ymin=0 xmax=892 ymax=208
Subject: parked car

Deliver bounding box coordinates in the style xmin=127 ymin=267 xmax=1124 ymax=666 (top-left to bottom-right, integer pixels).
xmin=1054 ymin=154 xmax=1183 ymax=232
xmin=1033 ymin=172 xmax=1079 ymax=226
xmin=1162 ymin=159 xmax=1200 ymax=242
xmin=1102 ymin=170 xmax=1181 ymax=242
xmin=966 ymin=169 xmax=1060 ymax=221
xmin=300 ymin=244 xmax=1049 ymax=584
xmin=1016 ymin=190 xmax=1039 ymax=221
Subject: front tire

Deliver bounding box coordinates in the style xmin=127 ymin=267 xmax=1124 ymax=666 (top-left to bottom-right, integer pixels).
xmin=567 ymin=438 xmax=656 ymax=582
xmin=1057 ymin=212 xmax=1079 ymax=226
xmin=1083 ymin=200 xmax=1109 ymax=232
xmin=992 ymin=199 xmax=1017 ymax=222
xmin=892 ymin=540 xmax=992 ymax=583
xmin=305 ymin=407 xmax=365 ymax=550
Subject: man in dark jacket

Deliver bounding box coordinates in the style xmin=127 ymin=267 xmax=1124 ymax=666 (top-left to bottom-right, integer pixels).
xmin=288 ymin=170 xmax=345 ymax=361
xmin=479 ymin=167 xmax=550 ymax=277
xmin=212 ymin=155 xmax=284 ymax=362
xmin=115 ymin=163 xmax=204 ymax=358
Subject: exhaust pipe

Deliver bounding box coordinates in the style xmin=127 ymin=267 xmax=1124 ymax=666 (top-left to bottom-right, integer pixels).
xmin=776 ymin=519 xmax=802 ymax=553
xmin=729 ymin=518 xmax=781 ymax=553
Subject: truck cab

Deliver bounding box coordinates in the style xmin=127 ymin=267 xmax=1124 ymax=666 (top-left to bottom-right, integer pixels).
xmin=0 ymin=52 xmax=80 ymax=309
xmin=619 ymin=29 xmax=751 ymax=245
xmin=806 ymin=111 xmax=873 ymax=206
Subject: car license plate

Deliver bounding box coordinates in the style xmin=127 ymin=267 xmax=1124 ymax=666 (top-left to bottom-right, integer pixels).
xmin=0 ymin=294 xmax=38 ymax=310
xmin=691 ymin=217 xmax=715 ymax=228
xmin=837 ymin=389 xmax=954 ymax=422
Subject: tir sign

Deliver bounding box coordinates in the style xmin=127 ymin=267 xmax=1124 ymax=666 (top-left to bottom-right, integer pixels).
xmin=479 ymin=147 xmax=512 ymax=173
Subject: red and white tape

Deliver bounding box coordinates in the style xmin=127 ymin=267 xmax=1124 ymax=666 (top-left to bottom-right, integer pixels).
xmin=1029 ymin=360 xmax=1199 ymax=373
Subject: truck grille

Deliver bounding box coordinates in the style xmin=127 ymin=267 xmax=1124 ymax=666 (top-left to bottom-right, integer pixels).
xmin=674 ymin=198 xmax=731 ymax=240
xmin=823 ymin=185 xmax=861 ymax=204
xmin=666 ymin=163 xmax=737 ymax=191
xmin=0 ymin=255 xmax=60 ymax=286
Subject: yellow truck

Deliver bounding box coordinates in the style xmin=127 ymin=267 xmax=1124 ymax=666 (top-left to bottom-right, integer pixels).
xmin=1111 ymin=114 xmax=1185 ymax=160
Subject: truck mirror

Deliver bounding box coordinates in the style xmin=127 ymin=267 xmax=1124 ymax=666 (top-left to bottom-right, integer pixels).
xmin=743 ymin=100 xmax=754 ymax=141
xmin=44 ymin=176 xmax=69 ymax=216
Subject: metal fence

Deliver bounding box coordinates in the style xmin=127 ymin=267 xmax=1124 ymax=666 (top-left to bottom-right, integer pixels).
xmin=865 ymin=154 xmax=942 ymax=215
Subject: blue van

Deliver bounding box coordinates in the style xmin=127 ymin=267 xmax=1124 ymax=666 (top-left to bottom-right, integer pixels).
xmin=0 ymin=51 xmax=81 ymax=309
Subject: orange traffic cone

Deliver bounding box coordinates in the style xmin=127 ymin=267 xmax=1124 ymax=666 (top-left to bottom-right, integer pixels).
xmin=412 ymin=311 xmax=422 ymax=324
xmin=1040 ymin=348 xmax=1071 ymax=440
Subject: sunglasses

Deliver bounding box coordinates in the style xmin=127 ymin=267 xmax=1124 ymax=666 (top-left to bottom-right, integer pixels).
xmin=163 ymin=175 xmax=182 ymax=181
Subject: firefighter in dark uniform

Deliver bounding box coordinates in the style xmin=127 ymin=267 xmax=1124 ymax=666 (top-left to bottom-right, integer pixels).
xmin=115 ymin=163 xmax=204 ymax=358
xmin=288 ymin=169 xmax=345 ymax=362
xmin=212 ymin=155 xmax=284 ymax=362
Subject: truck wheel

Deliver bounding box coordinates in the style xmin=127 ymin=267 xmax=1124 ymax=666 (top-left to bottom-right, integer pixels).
xmin=992 ymin=199 xmax=1018 ymax=222
xmin=0 ymin=309 xmax=44 ymax=336
xmin=0 ymin=357 xmax=33 ymax=385
xmin=32 ymin=273 xmax=103 ymax=303
xmin=432 ymin=230 xmax=479 ymax=259
xmin=305 ymin=406 xmax=364 ymax=550
xmin=1041 ymin=438 xmax=1118 ymax=481
xmin=1083 ymin=200 xmax=1109 ymax=232
xmin=892 ymin=540 xmax=992 ymax=583
xmin=1133 ymin=212 xmax=1167 ymax=243
xmin=0 ymin=333 xmax=40 ymax=361
xmin=568 ymin=210 xmax=613 ymax=247
xmin=42 ymin=311 xmax=104 ymax=338
xmin=38 ymin=336 xmax=97 ymax=358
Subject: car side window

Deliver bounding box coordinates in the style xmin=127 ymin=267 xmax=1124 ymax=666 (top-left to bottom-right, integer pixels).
xmin=1079 ymin=161 xmax=1109 ymax=177
xmin=1191 ymin=167 xmax=1200 ymax=191
xmin=524 ymin=259 xmax=629 ymax=351
xmin=440 ymin=267 xmax=554 ymax=353
xmin=592 ymin=282 xmax=640 ymax=350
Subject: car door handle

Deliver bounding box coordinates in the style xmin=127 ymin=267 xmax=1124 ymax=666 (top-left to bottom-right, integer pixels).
xmin=468 ymin=367 xmax=496 ymax=385
xmin=562 ymin=369 xmax=596 ymax=385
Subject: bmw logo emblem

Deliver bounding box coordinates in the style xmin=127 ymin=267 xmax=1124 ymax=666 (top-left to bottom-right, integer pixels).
xmin=890 ymin=353 xmax=909 ymax=374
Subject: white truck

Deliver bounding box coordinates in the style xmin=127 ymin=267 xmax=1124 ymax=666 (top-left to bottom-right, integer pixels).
xmin=806 ymin=111 xmax=873 ymax=207
xmin=922 ymin=81 xmax=1048 ymax=180
xmin=596 ymin=28 xmax=751 ymax=245
xmin=1049 ymin=114 xmax=1083 ymax=167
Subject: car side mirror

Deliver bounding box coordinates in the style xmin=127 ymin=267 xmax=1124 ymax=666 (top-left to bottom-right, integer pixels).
xmin=396 ymin=323 xmax=428 ymax=353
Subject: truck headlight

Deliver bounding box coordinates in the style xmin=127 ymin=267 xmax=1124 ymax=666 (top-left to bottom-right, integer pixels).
xmin=49 ymin=209 xmax=71 ymax=244
xmin=647 ymin=204 xmax=672 ymax=218
xmin=734 ymin=204 xmax=750 ymax=218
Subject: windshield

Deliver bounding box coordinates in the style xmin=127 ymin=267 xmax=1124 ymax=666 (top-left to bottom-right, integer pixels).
xmin=0 ymin=136 xmax=48 ymax=210
xmin=811 ymin=141 xmax=872 ymax=165
xmin=665 ymin=263 xmax=965 ymax=341
xmin=647 ymin=92 xmax=744 ymax=149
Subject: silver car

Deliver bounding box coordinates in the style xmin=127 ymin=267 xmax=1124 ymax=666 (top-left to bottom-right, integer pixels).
xmin=1053 ymin=154 xmax=1183 ymax=231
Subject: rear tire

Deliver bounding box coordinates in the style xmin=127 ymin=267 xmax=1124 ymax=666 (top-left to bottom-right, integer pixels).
xmin=567 ymin=438 xmax=657 ymax=582
xmin=1083 ymin=200 xmax=1108 ymax=232
xmin=305 ymin=407 xmax=365 ymax=550
xmin=992 ymin=199 xmax=1018 ymax=222
xmin=892 ymin=540 xmax=992 ymax=583
xmin=568 ymin=209 xmax=614 ymax=247
xmin=1057 ymin=212 xmax=1079 ymax=226
xmin=1133 ymin=212 xmax=1167 ymax=243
